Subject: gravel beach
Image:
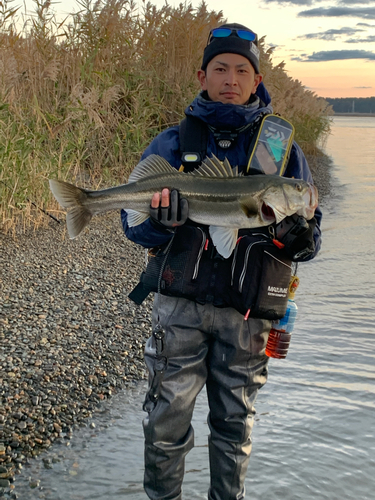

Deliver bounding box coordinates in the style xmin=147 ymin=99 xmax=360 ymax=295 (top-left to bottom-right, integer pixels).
xmin=0 ymin=215 xmax=153 ymax=495
xmin=0 ymin=152 xmax=333 ymax=497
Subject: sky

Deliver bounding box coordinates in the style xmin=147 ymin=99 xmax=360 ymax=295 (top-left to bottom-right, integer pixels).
xmin=21 ymin=0 xmax=375 ymax=99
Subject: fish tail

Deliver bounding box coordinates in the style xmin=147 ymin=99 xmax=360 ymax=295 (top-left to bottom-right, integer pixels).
xmin=49 ymin=179 xmax=92 ymax=239
xmin=66 ymin=206 xmax=93 ymax=239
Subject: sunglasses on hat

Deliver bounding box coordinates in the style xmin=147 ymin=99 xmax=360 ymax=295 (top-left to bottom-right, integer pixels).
xmin=207 ymin=28 xmax=258 ymax=45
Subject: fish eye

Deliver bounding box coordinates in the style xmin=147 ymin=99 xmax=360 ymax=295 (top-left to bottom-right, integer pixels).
xmin=294 ymin=182 xmax=302 ymax=192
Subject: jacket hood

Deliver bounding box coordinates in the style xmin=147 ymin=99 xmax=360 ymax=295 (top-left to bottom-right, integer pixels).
xmin=256 ymin=81 xmax=271 ymax=107
xmin=185 ymin=82 xmax=273 ymax=129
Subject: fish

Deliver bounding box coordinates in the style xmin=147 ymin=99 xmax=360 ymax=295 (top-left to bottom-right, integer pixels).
xmin=49 ymin=154 xmax=318 ymax=258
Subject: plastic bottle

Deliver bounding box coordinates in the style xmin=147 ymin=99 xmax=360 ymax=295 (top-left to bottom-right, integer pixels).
xmin=265 ymin=276 xmax=299 ymax=359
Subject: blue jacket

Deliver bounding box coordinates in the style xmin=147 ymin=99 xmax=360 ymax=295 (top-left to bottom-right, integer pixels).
xmin=122 ymin=83 xmax=322 ymax=259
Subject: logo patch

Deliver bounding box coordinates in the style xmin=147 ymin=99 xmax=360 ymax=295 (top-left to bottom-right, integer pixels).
xmin=250 ymin=43 xmax=260 ymax=60
xmin=267 ymin=286 xmax=288 ymax=298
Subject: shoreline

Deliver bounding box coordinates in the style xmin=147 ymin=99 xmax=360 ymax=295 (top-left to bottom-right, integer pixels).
xmin=0 ymin=152 xmax=333 ymax=495
xmin=331 ymin=112 xmax=375 ymax=117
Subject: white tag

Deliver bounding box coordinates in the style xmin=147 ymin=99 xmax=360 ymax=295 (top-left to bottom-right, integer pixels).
xmin=250 ymin=43 xmax=260 ymax=59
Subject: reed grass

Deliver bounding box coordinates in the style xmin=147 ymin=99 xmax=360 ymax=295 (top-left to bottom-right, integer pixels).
xmin=0 ymin=0 xmax=331 ymax=233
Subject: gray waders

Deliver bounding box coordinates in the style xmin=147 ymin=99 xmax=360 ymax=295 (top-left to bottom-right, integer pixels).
xmin=143 ymin=294 xmax=270 ymax=500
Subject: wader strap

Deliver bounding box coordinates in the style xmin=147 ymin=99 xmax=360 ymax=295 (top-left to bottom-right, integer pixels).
xmin=128 ymin=281 xmax=152 ymax=305
xmin=128 ymin=234 xmax=176 ymax=305
xmin=179 ymin=115 xmax=208 ymax=172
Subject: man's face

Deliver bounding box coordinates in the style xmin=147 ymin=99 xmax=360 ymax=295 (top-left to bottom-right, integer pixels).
xmin=197 ymin=53 xmax=263 ymax=105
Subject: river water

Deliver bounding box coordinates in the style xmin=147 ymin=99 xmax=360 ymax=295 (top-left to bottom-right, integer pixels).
xmin=15 ymin=116 xmax=375 ymax=499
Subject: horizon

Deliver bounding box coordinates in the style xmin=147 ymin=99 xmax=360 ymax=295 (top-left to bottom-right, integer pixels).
xmin=324 ymin=96 xmax=375 ymax=99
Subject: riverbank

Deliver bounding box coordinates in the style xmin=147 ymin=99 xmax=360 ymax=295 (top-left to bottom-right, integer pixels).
xmin=0 ymin=151 xmax=333 ymax=496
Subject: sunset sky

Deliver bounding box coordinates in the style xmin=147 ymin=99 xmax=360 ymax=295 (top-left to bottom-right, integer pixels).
xmin=23 ymin=0 xmax=375 ymax=99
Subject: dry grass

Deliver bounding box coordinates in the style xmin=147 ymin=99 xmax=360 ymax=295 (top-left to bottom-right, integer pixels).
xmin=0 ymin=0 xmax=331 ymax=234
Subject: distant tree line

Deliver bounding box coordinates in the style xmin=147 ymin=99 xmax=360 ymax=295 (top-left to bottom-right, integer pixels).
xmin=326 ymin=97 xmax=375 ymax=114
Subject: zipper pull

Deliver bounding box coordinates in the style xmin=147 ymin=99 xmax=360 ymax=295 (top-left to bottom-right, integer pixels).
xmin=272 ymin=239 xmax=285 ymax=249
xmin=269 ymin=225 xmax=285 ymax=249
xmin=244 ymin=309 xmax=251 ymax=321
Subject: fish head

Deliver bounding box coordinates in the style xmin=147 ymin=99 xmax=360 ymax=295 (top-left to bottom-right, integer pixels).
xmin=260 ymin=179 xmax=318 ymax=224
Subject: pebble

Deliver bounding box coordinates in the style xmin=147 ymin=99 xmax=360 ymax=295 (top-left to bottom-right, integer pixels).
xmin=29 ymin=479 xmax=40 ymax=489
xmin=0 ymin=214 xmax=152 ymax=495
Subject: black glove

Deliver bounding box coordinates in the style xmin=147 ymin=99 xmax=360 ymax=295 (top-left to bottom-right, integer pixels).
xmin=150 ymin=189 xmax=188 ymax=231
xmin=274 ymin=215 xmax=316 ymax=261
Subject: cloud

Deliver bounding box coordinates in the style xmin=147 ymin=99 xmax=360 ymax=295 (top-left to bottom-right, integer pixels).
xmin=298 ymin=7 xmax=375 ymax=20
xmin=356 ymin=22 xmax=375 ymax=26
xmin=339 ymin=0 xmax=375 ymax=5
xmin=346 ymin=35 xmax=375 ymax=42
xmin=297 ymin=27 xmax=364 ymax=40
xmin=263 ymin=0 xmax=314 ymax=4
xmin=353 ymin=86 xmax=373 ymax=88
xmin=337 ymin=0 xmax=374 ymax=5
xmin=292 ymin=49 xmax=375 ymax=61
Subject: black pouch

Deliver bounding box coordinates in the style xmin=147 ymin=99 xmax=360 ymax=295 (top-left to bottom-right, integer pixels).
xmin=229 ymin=233 xmax=292 ymax=319
xmin=131 ymin=225 xmax=208 ymax=303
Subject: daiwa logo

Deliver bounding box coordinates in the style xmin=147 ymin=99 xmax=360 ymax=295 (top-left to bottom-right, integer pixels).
xmin=268 ymin=286 xmax=288 ymax=297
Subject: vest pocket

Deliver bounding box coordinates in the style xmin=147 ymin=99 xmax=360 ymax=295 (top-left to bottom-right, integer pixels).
xmin=229 ymin=234 xmax=292 ymax=319
xmin=140 ymin=225 xmax=208 ymax=299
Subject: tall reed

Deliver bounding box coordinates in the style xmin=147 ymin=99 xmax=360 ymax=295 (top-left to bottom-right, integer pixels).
xmin=0 ymin=0 xmax=330 ymax=233
xmin=259 ymin=43 xmax=331 ymax=152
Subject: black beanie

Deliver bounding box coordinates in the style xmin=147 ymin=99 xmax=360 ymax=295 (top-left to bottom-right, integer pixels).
xmin=201 ymin=23 xmax=260 ymax=74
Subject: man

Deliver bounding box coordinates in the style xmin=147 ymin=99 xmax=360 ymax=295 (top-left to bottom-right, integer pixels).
xmin=122 ymin=23 xmax=322 ymax=500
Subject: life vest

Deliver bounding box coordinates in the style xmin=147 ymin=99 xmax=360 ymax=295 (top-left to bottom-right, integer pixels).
xmin=128 ymin=113 xmax=295 ymax=319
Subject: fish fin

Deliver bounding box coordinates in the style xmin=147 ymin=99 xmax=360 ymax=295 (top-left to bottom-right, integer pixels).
xmin=49 ymin=179 xmax=93 ymax=238
xmin=209 ymin=226 xmax=238 ymax=259
xmin=128 ymin=154 xmax=176 ymax=183
xmin=191 ymin=155 xmax=239 ymax=178
xmin=126 ymin=209 xmax=149 ymax=227
xmin=66 ymin=206 xmax=92 ymax=239
xmin=49 ymin=179 xmax=89 ymax=208
xmin=274 ymin=212 xmax=286 ymax=224
xmin=266 ymin=204 xmax=285 ymax=224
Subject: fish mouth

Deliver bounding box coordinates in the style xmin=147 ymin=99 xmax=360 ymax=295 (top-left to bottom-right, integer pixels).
xmin=261 ymin=202 xmax=276 ymax=223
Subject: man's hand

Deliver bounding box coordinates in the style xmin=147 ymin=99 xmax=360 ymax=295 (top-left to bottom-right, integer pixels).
xmin=150 ymin=188 xmax=188 ymax=231
xmin=274 ymin=214 xmax=316 ymax=260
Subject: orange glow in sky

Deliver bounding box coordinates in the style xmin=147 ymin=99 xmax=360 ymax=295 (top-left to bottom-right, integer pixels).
xmin=286 ymin=60 xmax=375 ymax=98
xmin=150 ymin=0 xmax=375 ymax=99
xmin=23 ymin=0 xmax=375 ymax=99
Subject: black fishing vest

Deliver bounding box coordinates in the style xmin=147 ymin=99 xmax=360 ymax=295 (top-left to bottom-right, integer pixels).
xmin=128 ymin=115 xmax=293 ymax=319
